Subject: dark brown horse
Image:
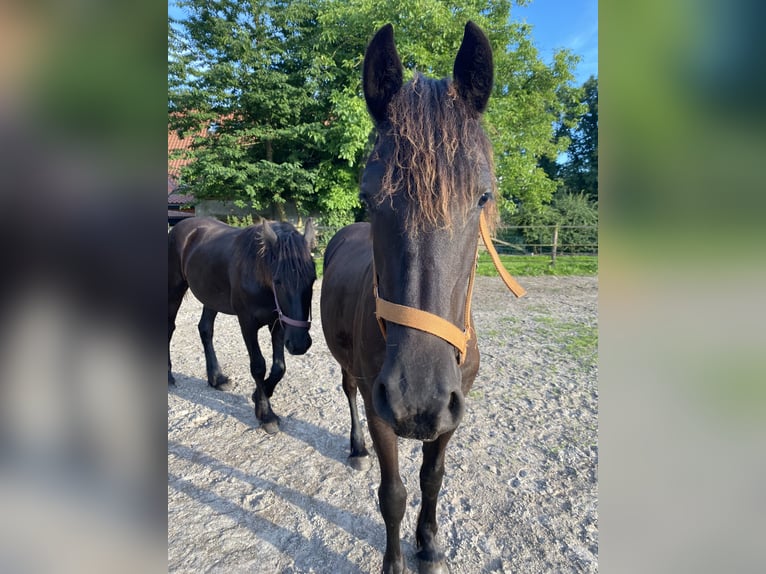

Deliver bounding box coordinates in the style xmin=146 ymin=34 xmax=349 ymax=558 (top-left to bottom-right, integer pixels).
xmin=321 ymin=22 xmax=499 ymax=574
xmin=169 ymin=217 xmax=316 ymax=433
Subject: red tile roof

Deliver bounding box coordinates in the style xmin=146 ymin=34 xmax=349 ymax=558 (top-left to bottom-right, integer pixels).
xmin=168 ymin=122 xmax=208 ymax=205
xmin=168 ymin=114 xmax=235 ymax=203
xmin=168 ymin=125 xmax=206 ymax=183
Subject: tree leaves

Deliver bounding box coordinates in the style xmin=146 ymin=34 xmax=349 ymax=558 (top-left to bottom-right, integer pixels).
xmin=169 ymin=0 xmax=581 ymax=225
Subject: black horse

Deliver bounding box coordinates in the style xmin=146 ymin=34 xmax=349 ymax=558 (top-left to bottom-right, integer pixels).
xmin=321 ymin=22 xmax=499 ymax=574
xmin=169 ymin=217 xmax=316 ymax=433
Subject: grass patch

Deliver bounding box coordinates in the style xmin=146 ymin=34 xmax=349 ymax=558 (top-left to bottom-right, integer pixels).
xmin=564 ymin=325 xmax=598 ymax=363
xmin=477 ymin=253 xmax=597 ymax=276
xmin=316 ymin=254 xmax=597 ymax=279
xmin=533 ymin=317 xmax=598 ymax=366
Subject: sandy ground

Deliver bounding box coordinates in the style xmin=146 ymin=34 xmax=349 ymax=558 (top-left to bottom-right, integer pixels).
xmin=168 ymin=275 xmax=598 ymax=573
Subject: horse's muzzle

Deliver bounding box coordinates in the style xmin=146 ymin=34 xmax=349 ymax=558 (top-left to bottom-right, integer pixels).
xmin=285 ymin=330 xmax=312 ymax=355
xmin=372 ymin=373 xmax=465 ymax=441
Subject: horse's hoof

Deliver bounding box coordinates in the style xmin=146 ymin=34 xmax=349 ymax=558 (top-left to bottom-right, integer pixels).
xmin=209 ymin=374 xmax=231 ymax=390
xmin=417 ymin=548 xmax=448 ymax=574
xmin=215 ymin=373 xmax=230 ymax=387
xmin=382 ymin=556 xmax=406 ymax=574
xmin=348 ymin=454 xmax=371 ymax=471
xmin=417 ymin=560 xmax=449 ymax=574
xmin=261 ymin=420 xmax=280 ymax=434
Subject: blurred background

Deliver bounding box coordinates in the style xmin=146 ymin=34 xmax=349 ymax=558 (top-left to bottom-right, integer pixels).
xmin=0 ymin=0 xmax=763 ymax=572
xmin=0 ymin=1 xmax=166 ymax=572
xmin=600 ymin=0 xmax=766 ymax=572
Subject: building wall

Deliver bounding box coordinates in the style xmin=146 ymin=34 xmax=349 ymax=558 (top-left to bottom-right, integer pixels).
xmin=194 ymin=200 xmax=307 ymax=225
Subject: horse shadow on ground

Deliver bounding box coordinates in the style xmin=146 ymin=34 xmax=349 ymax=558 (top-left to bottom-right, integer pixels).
xmin=167 ymin=375 xmax=421 ymax=573
xmin=168 ymin=439 xmax=389 ymax=573
xmin=167 ymin=373 xmax=354 ymax=466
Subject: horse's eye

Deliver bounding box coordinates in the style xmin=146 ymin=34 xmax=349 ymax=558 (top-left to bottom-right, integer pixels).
xmin=478 ymin=191 xmax=492 ymax=208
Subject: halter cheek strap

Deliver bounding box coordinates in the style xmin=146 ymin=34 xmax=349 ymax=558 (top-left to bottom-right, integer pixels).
xmin=373 ymin=210 xmax=525 ymax=364
xmin=272 ymin=287 xmax=312 ymax=329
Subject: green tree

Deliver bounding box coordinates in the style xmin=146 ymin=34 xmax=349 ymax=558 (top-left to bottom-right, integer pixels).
xmin=521 ymin=75 xmax=597 ymax=253
xmin=169 ymin=0 xmax=580 ymax=225
xmin=503 ymin=190 xmax=597 ymax=254
xmin=169 ymin=0 xmax=325 ymax=219
xmin=552 ymin=191 xmax=598 ymax=253
xmin=558 ymin=75 xmax=598 ymax=200
xmin=317 ymin=0 xmax=581 ymax=216
xmin=538 ymin=80 xmax=584 ymax=185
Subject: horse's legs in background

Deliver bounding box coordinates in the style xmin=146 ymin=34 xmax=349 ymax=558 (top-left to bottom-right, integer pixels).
xmin=367 ymin=410 xmax=407 ymax=574
xmin=238 ymin=316 xmax=279 ymax=434
xmin=198 ymin=306 xmax=230 ymax=389
xmin=264 ymin=320 xmax=286 ymax=398
xmin=168 ymin=259 xmax=188 ymax=386
xmin=415 ymin=431 xmax=455 ymax=573
xmin=343 ymin=369 xmax=370 ymax=470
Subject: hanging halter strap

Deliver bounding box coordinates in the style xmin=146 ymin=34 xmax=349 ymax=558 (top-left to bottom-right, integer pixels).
xmin=478 ymin=210 xmax=527 ymax=298
xmin=373 ymin=210 xmax=525 ymax=364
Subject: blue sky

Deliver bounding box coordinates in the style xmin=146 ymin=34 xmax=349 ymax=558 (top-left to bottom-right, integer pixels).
xmin=513 ymin=0 xmax=598 ymax=85
xmin=170 ymin=0 xmax=598 ymax=85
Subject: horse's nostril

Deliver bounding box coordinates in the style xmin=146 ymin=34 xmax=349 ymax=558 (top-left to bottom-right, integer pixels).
xmin=447 ymin=391 xmax=464 ymax=422
xmin=376 ymin=381 xmax=389 ymax=407
xmin=448 ymin=391 xmax=459 ymax=412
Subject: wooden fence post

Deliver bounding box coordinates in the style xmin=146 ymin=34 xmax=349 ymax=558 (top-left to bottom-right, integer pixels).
xmin=551 ymin=224 xmax=559 ymax=267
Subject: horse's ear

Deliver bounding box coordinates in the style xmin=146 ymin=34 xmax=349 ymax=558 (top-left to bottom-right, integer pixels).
xmin=453 ymin=21 xmax=493 ymax=114
xmin=363 ymin=23 xmax=403 ymax=124
xmin=303 ymin=218 xmax=317 ymax=250
xmin=261 ymin=220 xmax=278 ymax=250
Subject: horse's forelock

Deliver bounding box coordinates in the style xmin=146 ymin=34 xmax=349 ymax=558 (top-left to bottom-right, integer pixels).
xmin=255 ymin=224 xmax=315 ymax=287
xmin=275 ymin=230 xmax=315 ymax=283
xmin=377 ymin=73 xmax=497 ymax=235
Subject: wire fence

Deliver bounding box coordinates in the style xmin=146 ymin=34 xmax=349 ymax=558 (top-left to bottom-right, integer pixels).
xmin=493 ymin=224 xmax=598 ymax=260
xmin=314 ymin=224 xmax=598 ymax=266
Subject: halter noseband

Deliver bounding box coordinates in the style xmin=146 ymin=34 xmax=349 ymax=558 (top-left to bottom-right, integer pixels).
xmin=272 ymin=287 xmax=311 ymax=329
xmin=373 ymin=210 xmax=526 ymax=364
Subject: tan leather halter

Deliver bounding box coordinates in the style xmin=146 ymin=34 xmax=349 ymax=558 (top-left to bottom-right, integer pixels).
xmin=373 ymin=211 xmax=526 ymax=364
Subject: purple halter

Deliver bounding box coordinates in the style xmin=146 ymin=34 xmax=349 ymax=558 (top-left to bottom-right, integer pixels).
xmin=272 ymin=286 xmax=311 ymax=329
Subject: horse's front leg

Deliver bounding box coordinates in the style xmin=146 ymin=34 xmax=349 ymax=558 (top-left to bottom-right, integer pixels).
xmin=198 ymin=306 xmax=230 ymax=389
xmin=263 ymin=320 xmax=286 ymax=398
xmin=238 ymin=316 xmax=279 ymax=434
xmin=415 ymin=431 xmax=455 ymax=574
xmin=367 ymin=411 xmax=407 ymax=574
